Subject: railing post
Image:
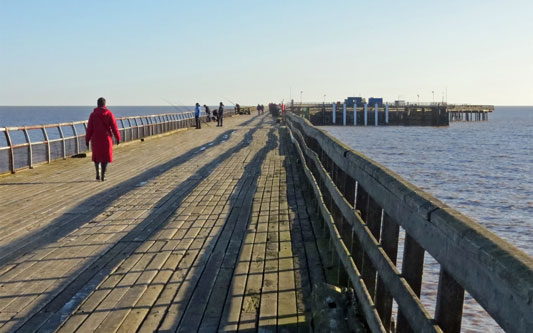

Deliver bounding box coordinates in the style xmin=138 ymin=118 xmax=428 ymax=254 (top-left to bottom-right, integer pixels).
xmin=82 ymin=123 xmax=88 ymax=151
xmin=364 ymin=103 xmax=368 ymax=126
xmin=354 ymin=105 xmax=357 ymax=126
xmin=42 ymin=127 xmax=51 ymax=161
xmin=375 ymin=213 xmax=400 ymax=332
xmin=23 ymin=127 xmax=33 ymax=168
xmin=435 ymin=269 xmax=465 ymax=333
xmin=396 ymin=234 xmax=425 ymax=333
xmin=71 ymin=123 xmax=80 ymax=154
xmin=343 ymin=103 xmax=346 ymax=126
xmin=375 ymin=103 xmax=379 ymax=126
xmin=5 ymin=129 xmax=15 ymax=173
xmin=361 ymin=196 xmax=382 ymax=297
xmin=58 ymin=125 xmax=66 ymax=159
xmin=385 ymin=103 xmax=389 ymax=124
xmin=332 ymin=103 xmax=336 ymax=124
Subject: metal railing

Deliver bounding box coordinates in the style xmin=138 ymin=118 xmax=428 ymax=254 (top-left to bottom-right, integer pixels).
xmin=0 ymin=110 xmax=233 ymax=174
xmin=286 ymin=113 xmax=532 ymax=333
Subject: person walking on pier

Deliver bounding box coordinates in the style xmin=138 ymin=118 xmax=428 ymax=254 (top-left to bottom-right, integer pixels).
xmin=217 ymin=102 xmax=224 ymax=127
xmin=86 ymin=97 xmax=120 ymax=181
xmin=195 ymin=102 xmax=201 ymax=129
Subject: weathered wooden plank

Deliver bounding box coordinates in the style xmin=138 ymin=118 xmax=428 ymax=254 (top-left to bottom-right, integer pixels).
xmin=286 ymin=124 xmax=386 ymax=333
xmin=375 ymin=213 xmax=400 ymax=332
xmin=258 ymin=184 xmax=280 ymax=331
xmin=178 ymin=173 xmax=257 ymax=331
xmin=434 ymin=268 xmax=465 ymax=333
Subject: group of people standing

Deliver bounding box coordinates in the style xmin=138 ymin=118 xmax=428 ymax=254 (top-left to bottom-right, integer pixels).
xmin=256 ymin=104 xmax=265 ymax=115
xmin=195 ymin=102 xmax=225 ymax=129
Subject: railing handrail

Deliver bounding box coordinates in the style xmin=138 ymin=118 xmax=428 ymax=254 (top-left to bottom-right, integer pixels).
xmin=286 ymin=112 xmax=532 ymax=332
xmin=0 ymin=110 xmax=234 ymax=174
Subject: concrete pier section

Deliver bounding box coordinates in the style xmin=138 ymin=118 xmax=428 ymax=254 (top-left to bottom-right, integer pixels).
xmin=292 ymin=103 xmax=494 ymax=126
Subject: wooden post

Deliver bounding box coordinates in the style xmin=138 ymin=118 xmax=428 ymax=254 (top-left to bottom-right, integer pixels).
xmin=396 ymin=234 xmax=425 ymax=333
xmin=23 ymin=128 xmax=33 ymax=168
xmin=435 ymin=268 xmax=465 ymax=333
xmin=385 ymin=103 xmax=389 ymax=124
xmin=5 ymin=129 xmax=15 ymax=173
xmin=364 ymin=103 xmax=368 ymax=126
xmin=375 ymin=213 xmax=400 ymax=331
xmin=361 ymin=196 xmax=382 ymax=297
xmin=354 ymin=105 xmax=357 ymax=126
xmin=332 ymin=103 xmax=336 ymax=124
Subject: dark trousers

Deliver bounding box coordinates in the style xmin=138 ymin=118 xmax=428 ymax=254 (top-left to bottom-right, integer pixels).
xmin=217 ymin=114 xmax=223 ymax=126
xmin=195 ymin=116 xmax=201 ymax=129
xmin=94 ymin=161 xmax=108 ymax=180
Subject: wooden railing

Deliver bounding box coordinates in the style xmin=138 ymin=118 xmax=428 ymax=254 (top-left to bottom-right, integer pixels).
xmin=0 ymin=110 xmax=233 ymax=175
xmin=286 ymin=113 xmax=532 ymax=332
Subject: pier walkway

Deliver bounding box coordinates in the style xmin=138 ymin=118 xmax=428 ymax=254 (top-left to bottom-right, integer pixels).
xmin=0 ymin=115 xmax=327 ymax=332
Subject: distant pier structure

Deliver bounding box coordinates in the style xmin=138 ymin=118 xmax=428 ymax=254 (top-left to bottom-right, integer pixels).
xmin=292 ymin=102 xmax=494 ymax=126
xmin=447 ymin=104 xmax=494 ymax=121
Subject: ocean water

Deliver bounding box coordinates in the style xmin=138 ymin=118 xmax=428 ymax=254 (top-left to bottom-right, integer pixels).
xmin=0 ymin=106 xmax=196 ymax=127
xmin=322 ymin=106 xmax=532 ymax=332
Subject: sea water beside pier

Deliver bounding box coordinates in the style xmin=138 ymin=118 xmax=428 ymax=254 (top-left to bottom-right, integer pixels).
xmin=0 ymin=106 xmax=201 ymax=145
xmin=0 ymin=106 xmax=196 ymax=127
xmin=323 ymin=106 xmax=532 ymax=332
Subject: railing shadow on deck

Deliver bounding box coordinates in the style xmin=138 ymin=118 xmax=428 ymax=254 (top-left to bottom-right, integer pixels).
xmin=285 ymin=113 xmax=533 ymax=333
xmin=157 ymin=127 xmax=280 ymax=332
xmin=0 ymin=129 xmax=236 ymax=266
xmin=238 ymin=114 xmax=264 ymax=127
xmin=11 ymin=120 xmax=279 ymax=331
xmin=0 ymin=127 xmax=246 ymax=330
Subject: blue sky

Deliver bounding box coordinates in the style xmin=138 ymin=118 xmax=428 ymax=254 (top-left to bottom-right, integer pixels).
xmin=1 ymin=0 xmax=532 ymax=106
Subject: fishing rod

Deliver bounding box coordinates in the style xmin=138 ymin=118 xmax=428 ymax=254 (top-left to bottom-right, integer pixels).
xmin=222 ymin=96 xmax=246 ymax=114
xmin=221 ymin=96 xmax=236 ymax=106
xmin=161 ymin=98 xmax=188 ymax=112
xmin=161 ymin=98 xmax=211 ymax=125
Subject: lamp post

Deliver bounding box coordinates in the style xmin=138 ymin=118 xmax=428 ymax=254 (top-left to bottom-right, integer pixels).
xmin=322 ymin=94 xmax=326 ymax=124
xmin=417 ymin=94 xmax=420 ymax=104
xmin=432 ymin=91 xmax=435 ymax=104
xmin=300 ymin=91 xmax=303 ymax=105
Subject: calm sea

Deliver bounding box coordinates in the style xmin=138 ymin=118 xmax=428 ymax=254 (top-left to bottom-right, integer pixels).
xmin=322 ymin=106 xmax=532 ymax=332
xmin=0 ymin=106 xmax=196 ymax=127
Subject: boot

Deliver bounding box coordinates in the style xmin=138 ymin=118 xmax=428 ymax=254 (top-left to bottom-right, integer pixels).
xmin=94 ymin=162 xmax=100 ymax=180
xmin=101 ymin=163 xmax=107 ymax=181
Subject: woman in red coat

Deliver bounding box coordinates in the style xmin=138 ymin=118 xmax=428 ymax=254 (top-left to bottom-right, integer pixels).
xmin=86 ymin=97 xmax=121 ymax=181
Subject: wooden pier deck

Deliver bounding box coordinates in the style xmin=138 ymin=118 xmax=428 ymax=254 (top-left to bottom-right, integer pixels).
xmin=0 ymin=115 xmax=328 ymax=332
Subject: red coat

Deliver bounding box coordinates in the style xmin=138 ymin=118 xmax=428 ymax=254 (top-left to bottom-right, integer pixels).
xmin=86 ymin=107 xmax=120 ymax=163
